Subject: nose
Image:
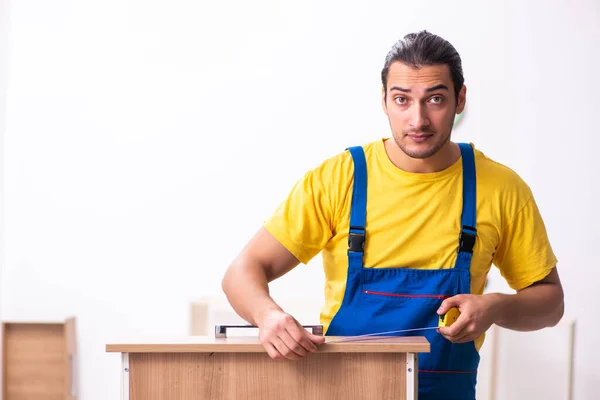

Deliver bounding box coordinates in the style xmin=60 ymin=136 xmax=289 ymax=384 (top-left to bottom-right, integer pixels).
xmin=409 ymin=104 xmax=430 ymax=130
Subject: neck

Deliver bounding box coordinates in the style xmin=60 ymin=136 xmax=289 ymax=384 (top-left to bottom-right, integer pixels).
xmin=385 ymin=139 xmax=461 ymax=174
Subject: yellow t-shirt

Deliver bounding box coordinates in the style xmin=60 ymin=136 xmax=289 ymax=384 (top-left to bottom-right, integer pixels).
xmin=264 ymin=138 xmax=558 ymax=351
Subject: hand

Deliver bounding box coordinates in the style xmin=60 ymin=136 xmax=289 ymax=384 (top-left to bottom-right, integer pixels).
xmin=256 ymin=309 xmax=326 ymax=361
xmin=436 ymin=294 xmax=501 ymax=343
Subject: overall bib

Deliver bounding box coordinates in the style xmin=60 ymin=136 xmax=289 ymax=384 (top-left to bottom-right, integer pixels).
xmin=326 ymin=143 xmax=480 ymax=400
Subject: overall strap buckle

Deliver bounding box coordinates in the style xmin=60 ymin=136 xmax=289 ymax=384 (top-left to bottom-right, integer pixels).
xmin=348 ymin=227 xmax=365 ymax=253
xmin=458 ymin=226 xmax=477 ymax=254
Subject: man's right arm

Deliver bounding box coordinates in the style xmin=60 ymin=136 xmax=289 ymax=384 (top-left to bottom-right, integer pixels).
xmin=221 ymin=227 xmax=325 ymax=360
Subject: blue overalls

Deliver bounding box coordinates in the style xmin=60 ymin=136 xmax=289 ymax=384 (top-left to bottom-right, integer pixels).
xmin=326 ymin=143 xmax=480 ymax=400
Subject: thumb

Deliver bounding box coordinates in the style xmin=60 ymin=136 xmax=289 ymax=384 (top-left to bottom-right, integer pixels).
xmin=437 ymin=295 xmax=462 ymax=315
xmin=309 ymin=333 xmax=326 ymax=344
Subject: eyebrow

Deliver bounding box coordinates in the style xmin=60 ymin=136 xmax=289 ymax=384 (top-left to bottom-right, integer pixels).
xmin=389 ymin=84 xmax=449 ymax=93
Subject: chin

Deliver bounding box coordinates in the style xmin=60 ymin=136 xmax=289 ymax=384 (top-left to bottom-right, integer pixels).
xmin=400 ymin=143 xmax=440 ymax=159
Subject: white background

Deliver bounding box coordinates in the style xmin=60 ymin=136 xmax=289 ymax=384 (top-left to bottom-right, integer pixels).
xmin=2 ymin=0 xmax=599 ymax=399
xmin=0 ymin=0 xmax=8 ymax=387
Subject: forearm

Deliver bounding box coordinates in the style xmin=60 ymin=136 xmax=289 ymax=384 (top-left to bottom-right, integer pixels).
xmin=487 ymin=282 xmax=564 ymax=331
xmin=221 ymin=260 xmax=283 ymax=327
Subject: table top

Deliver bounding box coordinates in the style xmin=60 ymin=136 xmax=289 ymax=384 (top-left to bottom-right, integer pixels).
xmin=105 ymin=335 xmax=430 ymax=353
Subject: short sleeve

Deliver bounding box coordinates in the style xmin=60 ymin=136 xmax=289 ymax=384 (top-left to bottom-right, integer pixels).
xmin=263 ymin=168 xmax=334 ymax=264
xmin=493 ymin=194 xmax=558 ymax=291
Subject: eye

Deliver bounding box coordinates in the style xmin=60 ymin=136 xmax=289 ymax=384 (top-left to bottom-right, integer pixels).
xmin=429 ymin=96 xmax=444 ymax=104
xmin=394 ymin=97 xmax=407 ymax=105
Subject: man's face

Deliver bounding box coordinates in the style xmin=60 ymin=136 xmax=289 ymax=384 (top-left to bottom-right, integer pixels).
xmin=382 ymin=62 xmax=466 ymax=159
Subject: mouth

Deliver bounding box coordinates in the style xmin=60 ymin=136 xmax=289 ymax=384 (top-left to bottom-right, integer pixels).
xmin=406 ymin=134 xmax=433 ymax=143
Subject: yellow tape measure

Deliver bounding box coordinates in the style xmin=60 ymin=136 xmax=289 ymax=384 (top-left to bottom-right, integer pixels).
xmin=438 ymin=307 xmax=460 ymax=327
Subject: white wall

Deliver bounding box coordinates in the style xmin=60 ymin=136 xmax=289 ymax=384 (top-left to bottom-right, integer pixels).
xmin=2 ymin=1 xmax=599 ymax=399
xmin=0 ymin=0 xmax=8 ymax=396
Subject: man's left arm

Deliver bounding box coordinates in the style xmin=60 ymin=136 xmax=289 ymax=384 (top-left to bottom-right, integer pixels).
xmin=489 ymin=266 xmax=564 ymax=331
xmin=438 ymin=187 xmax=564 ymax=343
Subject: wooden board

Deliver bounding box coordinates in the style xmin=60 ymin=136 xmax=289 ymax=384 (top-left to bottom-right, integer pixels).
xmin=106 ymin=335 xmax=430 ymax=353
xmin=3 ymin=323 xmax=66 ymax=400
xmin=129 ymin=351 xmax=407 ymax=400
xmin=2 ymin=318 xmax=77 ymax=400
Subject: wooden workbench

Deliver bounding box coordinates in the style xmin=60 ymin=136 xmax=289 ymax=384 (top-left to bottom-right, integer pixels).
xmin=106 ymin=334 xmax=430 ymax=400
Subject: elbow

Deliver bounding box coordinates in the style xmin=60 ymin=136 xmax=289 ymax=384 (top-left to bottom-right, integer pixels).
xmin=546 ymin=296 xmax=565 ymax=328
xmin=220 ymin=274 xmax=227 ymax=295
xmin=221 ymin=263 xmax=235 ymax=296
xmin=551 ymin=300 xmax=565 ymax=327
xmin=221 ymin=259 xmax=249 ymax=297
xmin=544 ymin=268 xmax=565 ymax=328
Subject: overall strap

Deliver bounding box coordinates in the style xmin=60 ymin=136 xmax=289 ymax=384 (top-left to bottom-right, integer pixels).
xmin=346 ymin=146 xmax=367 ymax=271
xmin=457 ymin=143 xmax=477 ymax=269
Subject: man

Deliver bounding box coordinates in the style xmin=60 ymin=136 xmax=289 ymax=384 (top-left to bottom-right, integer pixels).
xmin=221 ymin=30 xmax=564 ymax=400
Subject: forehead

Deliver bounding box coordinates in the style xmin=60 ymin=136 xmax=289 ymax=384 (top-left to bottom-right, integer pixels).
xmin=386 ymin=62 xmax=453 ymax=91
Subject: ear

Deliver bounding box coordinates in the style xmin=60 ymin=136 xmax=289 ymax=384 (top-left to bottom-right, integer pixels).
xmin=456 ymin=85 xmax=467 ymax=114
xmin=381 ymin=87 xmax=389 ymax=116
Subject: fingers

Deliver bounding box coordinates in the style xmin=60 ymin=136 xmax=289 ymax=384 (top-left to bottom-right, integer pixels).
xmin=285 ymin=322 xmax=318 ymax=353
xmin=452 ymin=334 xmax=476 ymax=344
xmin=272 ymin=336 xmax=302 ymax=360
xmin=447 ymin=332 xmax=478 ymax=343
xmin=259 ymin=311 xmax=324 ymax=361
xmin=437 ymin=295 xmax=464 ymax=315
xmin=263 ymin=338 xmax=297 ymax=361
xmin=438 ymin=325 xmax=477 ymax=343
xmin=438 ymin=295 xmax=468 ymax=342
xmin=308 ymin=333 xmax=326 ymax=344
xmin=263 ymin=333 xmax=303 ymax=361
xmin=438 ymin=311 xmax=469 ymax=338
xmin=438 ymin=312 xmax=479 ymax=343
xmin=264 ymin=342 xmax=284 ymax=360
xmin=437 ymin=294 xmax=495 ymax=344
xmin=268 ymin=329 xmax=318 ymax=360
xmin=278 ymin=332 xmax=310 ymax=359
xmin=437 ymin=298 xmax=470 ymax=343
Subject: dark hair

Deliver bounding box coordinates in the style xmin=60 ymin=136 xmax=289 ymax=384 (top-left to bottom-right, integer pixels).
xmin=381 ymin=30 xmax=464 ymax=102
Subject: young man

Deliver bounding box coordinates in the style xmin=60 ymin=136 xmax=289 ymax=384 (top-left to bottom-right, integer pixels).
xmin=221 ymin=30 xmax=564 ymax=399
